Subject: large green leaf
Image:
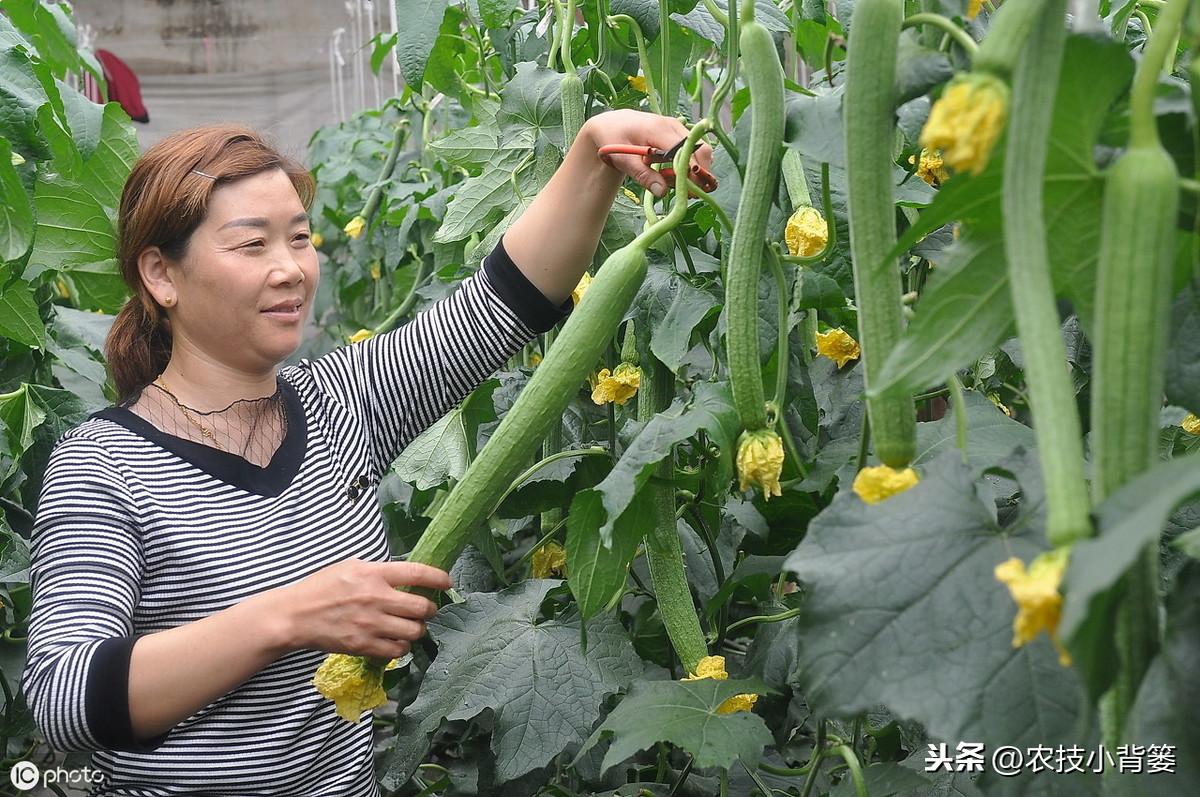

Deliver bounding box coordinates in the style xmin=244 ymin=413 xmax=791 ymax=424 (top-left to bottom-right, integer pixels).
xmin=1060 ymin=454 xmax=1200 ymax=700
xmin=383 ymin=580 xmax=642 ymax=784
xmin=593 ymin=381 xmax=739 ymax=545
xmin=1165 ymin=285 xmax=1199 ymax=416
xmin=27 ymin=172 xmax=116 ymax=275
xmin=625 ymin=260 xmax=720 ymax=374
xmin=566 ymin=488 xmax=648 ymax=619
xmin=393 ymin=0 xmax=450 ymax=86
xmin=3 ymin=0 xmax=79 ymax=78
xmin=0 ymin=277 xmax=44 ymax=350
xmin=435 ymin=148 xmax=529 ymax=242
xmin=876 ymin=34 xmax=1133 ymax=391
xmin=1108 ymin=562 xmax=1200 ymax=796
xmin=573 ymin=675 xmax=778 ymax=775
xmin=783 ymin=453 xmax=1093 ymax=793
xmin=0 ymin=137 xmax=33 ymax=262
xmin=498 ymin=61 xmax=564 ymax=149
xmin=0 ymin=45 xmax=58 ymax=159
xmin=913 ymin=389 xmax=1037 ymax=469
xmin=393 ymin=405 xmax=471 ymax=489
xmin=873 ymin=235 xmax=1013 ymax=397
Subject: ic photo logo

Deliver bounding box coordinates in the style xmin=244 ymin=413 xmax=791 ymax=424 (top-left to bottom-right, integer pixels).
xmin=8 ymin=761 xmax=39 ymax=790
xmin=8 ymin=760 xmax=106 ymax=791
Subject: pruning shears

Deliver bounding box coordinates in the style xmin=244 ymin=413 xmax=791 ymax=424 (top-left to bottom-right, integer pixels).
xmin=597 ymin=137 xmax=719 ymax=194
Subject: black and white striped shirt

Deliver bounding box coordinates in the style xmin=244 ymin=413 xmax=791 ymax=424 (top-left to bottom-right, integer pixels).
xmin=22 ymin=240 xmax=570 ymax=796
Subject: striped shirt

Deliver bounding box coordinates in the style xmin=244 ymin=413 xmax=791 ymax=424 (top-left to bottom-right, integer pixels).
xmin=22 ymin=239 xmax=570 ymax=796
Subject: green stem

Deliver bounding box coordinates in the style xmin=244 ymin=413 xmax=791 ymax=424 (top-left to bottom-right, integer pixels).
xmin=768 ymin=247 xmax=790 ymax=412
xmin=901 ymin=13 xmax=980 ymax=56
xmin=948 ymin=372 xmax=968 ymax=463
xmin=1134 ymin=9 xmax=1155 ymax=45
xmin=832 ymin=745 xmax=868 ymax=797
xmin=724 ymin=606 xmax=802 ymax=635
xmin=1131 ymin=0 xmax=1189 ymax=148
xmin=494 ymin=447 xmax=609 ymax=513
xmin=706 ymin=0 xmax=739 ymax=126
xmin=560 ymin=0 xmax=577 ymax=73
xmin=359 ymin=122 xmax=406 ymax=224
xmin=607 ymin=14 xmax=662 ymax=113
xmin=1001 ymin=0 xmax=1091 ymax=547
xmin=375 ymin=256 xmax=431 ymax=334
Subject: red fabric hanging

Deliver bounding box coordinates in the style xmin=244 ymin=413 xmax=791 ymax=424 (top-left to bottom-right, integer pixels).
xmin=94 ymin=49 xmax=150 ymax=123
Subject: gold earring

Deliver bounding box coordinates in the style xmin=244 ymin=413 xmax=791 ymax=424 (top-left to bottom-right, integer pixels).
xmin=164 ymin=296 xmax=175 ymax=306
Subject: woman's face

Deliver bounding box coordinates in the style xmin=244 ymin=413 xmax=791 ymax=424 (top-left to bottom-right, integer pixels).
xmin=161 ymin=168 xmax=319 ymax=373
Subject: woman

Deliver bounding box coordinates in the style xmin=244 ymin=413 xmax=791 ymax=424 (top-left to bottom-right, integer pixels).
xmin=20 ymin=109 xmax=712 ymax=795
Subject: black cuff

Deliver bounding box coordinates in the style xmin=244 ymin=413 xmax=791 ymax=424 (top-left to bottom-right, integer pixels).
xmin=481 ymin=235 xmax=574 ymax=334
xmin=88 ymin=634 xmax=172 ymax=752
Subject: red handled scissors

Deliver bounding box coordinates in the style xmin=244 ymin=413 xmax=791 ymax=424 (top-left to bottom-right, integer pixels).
xmin=597 ymin=137 xmax=719 ymax=194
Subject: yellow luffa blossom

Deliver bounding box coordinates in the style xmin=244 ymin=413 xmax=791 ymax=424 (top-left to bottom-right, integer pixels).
xmin=310 ymin=231 xmax=324 ymax=248
xmin=591 ymin=362 xmax=640 ymax=405
xmin=12 ymin=150 xmax=25 ymax=166
xmin=736 ymin=428 xmax=785 ymax=499
xmin=627 ymin=74 xmax=648 ymax=93
xmin=1181 ymin=413 xmax=1200 ymax=435
xmin=967 ymin=0 xmax=983 ymax=19
xmin=532 ymin=541 xmax=568 ymax=578
xmin=994 ymin=548 xmax=1072 ymax=667
xmin=621 ymin=187 xmax=641 ymax=204
xmin=572 ymin=271 xmax=593 ymax=306
xmin=369 ymin=261 xmax=381 ymax=281
xmin=919 ymin=73 xmax=1008 ymax=176
xmin=680 ymin=655 xmax=759 ymax=715
xmin=344 ymin=215 xmax=367 ymax=239
xmin=348 ymin=328 xmax=375 ymax=344
xmin=785 ymin=206 xmax=828 ymax=257
xmin=909 ymin=148 xmax=950 ymax=188
xmin=529 ymin=351 xmax=543 ymax=367
xmin=312 ymin=654 xmax=401 ymax=722
xmin=54 ymin=277 xmax=70 ymax=300
xmin=852 ymin=465 xmax=919 ymax=504
xmin=815 ymin=328 xmax=860 ymax=368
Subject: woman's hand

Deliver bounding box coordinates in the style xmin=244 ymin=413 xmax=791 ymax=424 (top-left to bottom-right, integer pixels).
xmin=271 ymin=559 xmax=451 ymax=660
xmin=581 ymin=108 xmax=715 ymax=198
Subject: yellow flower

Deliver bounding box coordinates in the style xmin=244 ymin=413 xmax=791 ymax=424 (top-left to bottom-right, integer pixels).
xmin=736 ymin=428 xmax=785 ymax=499
xmin=785 ymin=206 xmax=829 ymax=258
xmin=54 ymin=277 xmax=70 ymax=300
xmin=311 ymin=231 xmax=324 ymax=248
xmin=344 ymin=215 xmax=367 ymax=239
xmin=369 ymin=261 xmax=381 ymax=281
xmin=919 ymin=73 xmax=1008 ymax=177
xmin=627 ymin=74 xmax=648 ymax=93
xmin=967 ymin=0 xmax=983 ymax=19
xmin=312 ymin=654 xmax=401 ymax=723
xmin=532 ymin=541 xmax=567 ymax=578
xmin=852 ymin=465 xmax=919 ymax=504
xmin=1181 ymin=413 xmax=1200 ymax=435
xmin=621 ymin=187 xmax=641 ymax=204
xmin=348 ymin=328 xmax=375 ymax=344
xmin=11 ymin=151 xmax=25 ymax=166
xmin=994 ymin=548 xmax=1072 ymax=667
xmin=529 ymin=351 xmax=543 ymax=367
xmin=680 ymin=655 xmax=759 ymax=714
xmin=591 ymin=362 xmax=640 ymax=405
xmin=909 ymin=148 xmax=950 ymax=188
xmin=815 ymin=328 xmax=860 ymax=368
xmin=571 ymin=271 xmax=593 ymax=306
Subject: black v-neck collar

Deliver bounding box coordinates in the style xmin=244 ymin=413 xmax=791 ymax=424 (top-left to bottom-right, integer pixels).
xmin=89 ymin=375 xmax=307 ymax=497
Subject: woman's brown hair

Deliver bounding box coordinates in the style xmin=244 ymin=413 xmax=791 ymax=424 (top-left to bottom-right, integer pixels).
xmin=104 ymin=125 xmax=315 ymax=405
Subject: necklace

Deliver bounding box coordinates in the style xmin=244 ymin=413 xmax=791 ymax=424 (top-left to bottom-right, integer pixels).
xmin=154 ymin=375 xmax=226 ymax=452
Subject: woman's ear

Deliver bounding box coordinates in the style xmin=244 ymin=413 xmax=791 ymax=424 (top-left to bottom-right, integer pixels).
xmin=138 ymin=245 xmax=176 ymax=307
